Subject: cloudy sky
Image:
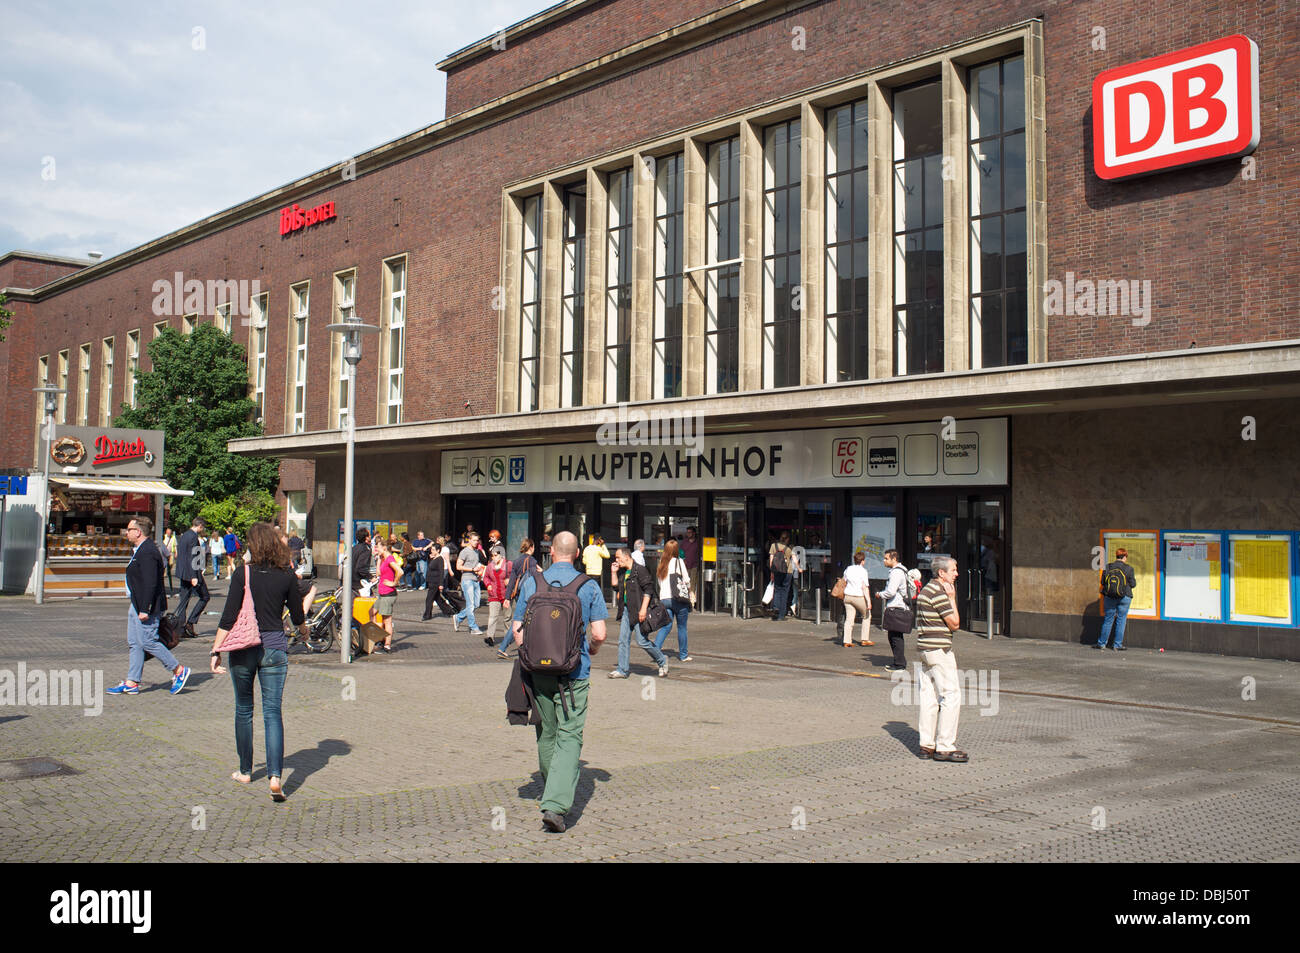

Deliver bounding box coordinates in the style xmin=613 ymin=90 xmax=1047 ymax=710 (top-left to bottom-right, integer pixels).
xmin=0 ymin=0 xmax=543 ymax=261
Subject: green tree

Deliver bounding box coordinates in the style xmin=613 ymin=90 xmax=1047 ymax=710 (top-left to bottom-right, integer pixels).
xmin=0 ymin=291 xmax=12 ymax=342
xmin=197 ymin=490 xmax=280 ymax=542
xmin=115 ymin=324 xmax=280 ymax=527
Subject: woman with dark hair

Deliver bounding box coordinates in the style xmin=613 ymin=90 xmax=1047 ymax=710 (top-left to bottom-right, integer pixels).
xmin=654 ymin=539 xmax=693 ymax=661
xmin=210 ymin=522 xmax=306 ymax=802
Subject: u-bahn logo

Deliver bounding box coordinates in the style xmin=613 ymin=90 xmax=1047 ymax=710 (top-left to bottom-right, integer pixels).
xmin=509 ymin=456 xmax=526 ymax=484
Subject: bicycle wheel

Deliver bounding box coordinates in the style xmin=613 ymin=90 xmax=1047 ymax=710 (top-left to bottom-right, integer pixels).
xmin=307 ymin=606 xmax=337 ymax=654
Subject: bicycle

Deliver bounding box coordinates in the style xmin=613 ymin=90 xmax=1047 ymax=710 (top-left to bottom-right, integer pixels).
xmin=284 ymin=585 xmax=358 ymax=655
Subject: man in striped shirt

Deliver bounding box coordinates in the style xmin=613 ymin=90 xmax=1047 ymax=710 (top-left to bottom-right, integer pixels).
xmin=915 ymin=554 xmax=967 ymax=763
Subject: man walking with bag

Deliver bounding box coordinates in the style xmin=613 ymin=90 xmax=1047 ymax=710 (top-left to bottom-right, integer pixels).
xmin=173 ymin=517 xmax=210 ymax=639
xmin=511 ymin=531 xmax=607 ymax=833
xmin=106 ymin=516 xmax=191 ymax=696
xmin=877 ymin=549 xmax=913 ymax=672
xmin=608 ymin=547 xmax=670 ymax=679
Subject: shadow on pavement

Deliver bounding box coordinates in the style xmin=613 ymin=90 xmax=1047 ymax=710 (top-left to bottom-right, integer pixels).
xmin=0 ymin=715 xmax=27 ymax=725
xmin=883 ymin=720 xmax=924 ymax=757
xmin=515 ymin=760 xmax=612 ymax=829
xmin=283 ymin=738 xmax=352 ymax=795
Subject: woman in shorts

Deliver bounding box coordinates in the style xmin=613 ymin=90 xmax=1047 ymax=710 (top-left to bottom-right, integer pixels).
xmin=372 ymin=536 xmax=399 ymax=653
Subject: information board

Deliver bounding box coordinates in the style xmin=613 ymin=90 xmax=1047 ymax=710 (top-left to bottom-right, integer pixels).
xmin=1162 ymin=532 xmax=1223 ymax=621
xmin=1101 ymin=530 xmax=1159 ymax=618
xmin=852 ymin=516 xmax=895 ymax=580
xmin=1228 ymin=533 xmax=1294 ymax=626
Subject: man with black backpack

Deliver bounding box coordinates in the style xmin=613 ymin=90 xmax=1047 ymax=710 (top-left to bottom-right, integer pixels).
xmin=1095 ymin=548 xmax=1137 ymax=651
xmin=511 ymin=530 xmax=608 ymax=833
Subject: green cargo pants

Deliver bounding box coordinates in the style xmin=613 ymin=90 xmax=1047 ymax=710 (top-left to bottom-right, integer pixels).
xmin=530 ymin=673 xmax=589 ymax=815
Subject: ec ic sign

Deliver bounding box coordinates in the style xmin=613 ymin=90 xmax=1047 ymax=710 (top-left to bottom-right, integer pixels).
xmin=1093 ymin=35 xmax=1259 ymax=180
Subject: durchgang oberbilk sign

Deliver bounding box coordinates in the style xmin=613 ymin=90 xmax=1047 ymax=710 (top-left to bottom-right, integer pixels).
xmin=49 ymin=426 xmax=165 ymax=478
xmin=279 ymin=200 xmax=337 ymax=236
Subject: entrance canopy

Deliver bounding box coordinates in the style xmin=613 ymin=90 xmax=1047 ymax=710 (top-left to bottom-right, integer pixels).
xmin=50 ymin=476 xmax=194 ymax=496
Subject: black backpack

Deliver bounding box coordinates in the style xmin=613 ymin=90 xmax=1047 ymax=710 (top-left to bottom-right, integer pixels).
xmin=1101 ymin=564 xmax=1128 ymax=599
xmin=519 ymin=567 xmax=591 ymax=678
xmin=772 ymin=545 xmax=788 ymax=574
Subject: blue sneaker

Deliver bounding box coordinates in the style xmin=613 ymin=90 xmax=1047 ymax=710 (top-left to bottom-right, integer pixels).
xmin=169 ymin=666 xmax=191 ymax=695
xmin=106 ymin=682 xmax=139 ymax=695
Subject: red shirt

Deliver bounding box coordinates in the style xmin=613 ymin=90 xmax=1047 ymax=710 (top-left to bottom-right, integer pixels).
xmin=377 ymin=555 xmax=399 ymax=595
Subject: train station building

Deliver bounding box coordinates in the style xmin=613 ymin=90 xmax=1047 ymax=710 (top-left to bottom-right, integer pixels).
xmin=2 ymin=0 xmax=1297 ymax=658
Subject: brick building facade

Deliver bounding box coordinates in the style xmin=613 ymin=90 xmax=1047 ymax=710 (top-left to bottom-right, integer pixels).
xmin=3 ymin=0 xmax=1298 ymax=657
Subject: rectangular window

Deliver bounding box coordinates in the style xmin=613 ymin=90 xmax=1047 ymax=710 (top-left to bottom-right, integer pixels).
xmin=892 ymin=80 xmax=944 ymax=375
xmin=248 ymin=295 xmax=267 ymax=420
xmin=519 ymin=195 xmax=542 ymax=412
xmin=291 ymin=283 xmax=309 ymax=434
xmin=215 ymin=302 xmax=232 ymax=334
xmin=126 ymin=330 xmax=140 ymax=408
xmin=78 ymin=343 xmax=91 ymax=425
xmin=153 ymin=321 xmax=168 ymax=339
xmin=385 ymin=259 xmax=406 ymax=424
xmin=969 ymin=54 xmax=1028 ymax=369
xmin=334 ymin=272 xmax=356 ymax=429
xmin=653 ymin=154 xmax=685 ymax=399
xmin=36 ymin=355 xmax=49 ymax=438
xmin=285 ymin=490 xmax=308 ymax=538
xmin=182 ymin=314 xmax=198 ymax=334
xmin=763 ymin=119 xmax=802 ymax=389
xmin=706 ymin=137 xmax=741 ymax=395
xmin=825 ymin=98 xmax=871 ymax=382
xmin=57 ymin=350 xmax=69 ymax=423
xmin=605 ymin=168 xmax=633 ymax=403
xmin=560 ymin=185 xmax=586 ymax=408
xmin=99 ymin=337 xmax=114 ymax=426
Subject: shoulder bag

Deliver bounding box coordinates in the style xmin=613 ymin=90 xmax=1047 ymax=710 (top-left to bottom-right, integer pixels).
xmin=830 ymin=576 xmax=847 ymax=600
xmin=217 ymin=564 xmax=263 ymax=652
xmin=669 ymin=557 xmax=692 ymax=604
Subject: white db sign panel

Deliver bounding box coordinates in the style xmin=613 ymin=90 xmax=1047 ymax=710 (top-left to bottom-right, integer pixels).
xmin=1093 ymin=34 xmax=1259 ymax=180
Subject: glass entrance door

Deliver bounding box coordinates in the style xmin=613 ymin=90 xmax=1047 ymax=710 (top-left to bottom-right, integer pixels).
xmin=710 ymin=495 xmax=755 ymax=613
xmin=960 ymin=495 xmax=1006 ymax=635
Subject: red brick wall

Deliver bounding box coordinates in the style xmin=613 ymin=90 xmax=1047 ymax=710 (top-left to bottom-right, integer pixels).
xmin=443 ymin=0 xmax=722 ymax=116
xmin=3 ymin=0 xmax=1296 ymax=478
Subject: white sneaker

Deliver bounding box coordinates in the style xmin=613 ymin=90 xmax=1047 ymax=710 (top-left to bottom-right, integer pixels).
xmin=658 ymin=663 xmax=669 ymax=677
xmin=607 ymin=670 xmax=628 ymax=679
xmin=679 ymin=655 xmax=692 ymax=662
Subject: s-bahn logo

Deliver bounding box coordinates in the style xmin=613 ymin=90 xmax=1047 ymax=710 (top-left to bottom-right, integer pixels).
xmin=1093 ymin=34 xmax=1259 ymax=180
xmin=832 ymin=437 xmax=861 ymax=478
xmin=279 ymin=200 xmax=338 ymax=235
xmin=92 ymin=435 xmax=153 ymax=467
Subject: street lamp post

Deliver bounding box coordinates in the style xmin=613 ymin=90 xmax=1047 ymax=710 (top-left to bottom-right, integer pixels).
xmin=326 ymin=315 xmax=377 ymax=664
xmin=32 ymin=385 xmax=66 ymax=605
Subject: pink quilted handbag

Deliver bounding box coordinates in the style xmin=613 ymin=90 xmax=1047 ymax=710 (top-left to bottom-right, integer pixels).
xmin=217 ymin=565 xmax=263 ymax=652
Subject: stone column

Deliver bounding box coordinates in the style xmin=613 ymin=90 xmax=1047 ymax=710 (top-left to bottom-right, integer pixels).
xmin=738 ymin=120 xmax=763 ymax=393
xmin=867 ymin=82 xmax=894 ymax=379
xmin=538 ymin=182 xmax=563 ymax=410
xmin=683 ymin=139 xmax=707 ymax=397
xmin=584 ymin=167 xmax=608 ymax=406
xmin=800 ymin=100 xmax=826 ymax=387
xmin=497 ymin=193 xmax=521 ymax=414
xmin=942 ymin=58 xmax=970 ymax=373
xmin=630 ymin=153 xmax=655 ymax=402
xmin=1025 ymin=21 xmax=1049 ymax=364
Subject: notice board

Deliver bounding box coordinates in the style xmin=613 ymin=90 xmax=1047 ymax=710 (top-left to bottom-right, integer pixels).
xmin=1161 ymin=532 xmax=1223 ymax=622
xmin=1228 ymin=533 xmax=1294 ymax=626
xmin=1101 ymin=530 xmax=1159 ymax=619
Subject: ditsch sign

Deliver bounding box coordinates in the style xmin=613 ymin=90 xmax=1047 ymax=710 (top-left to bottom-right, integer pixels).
xmin=279 ymin=200 xmax=337 ymax=235
xmin=1093 ymin=35 xmax=1259 ymax=180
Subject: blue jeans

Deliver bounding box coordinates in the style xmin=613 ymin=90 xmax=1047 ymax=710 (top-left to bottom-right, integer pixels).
xmin=455 ymin=577 xmax=482 ymax=632
xmin=212 ymin=552 xmax=221 ymax=577
xmin=415 ymin=559 xmax=428 ymax=588
xmin=615 ymin=610 xmax=667 ymax=673
xmin=126 ymin=605 xmax=178 ymax=683
xmin=1098 ymin=595 xmax=1132 ymax=648
xmin=772 ymin=572 xmax=793 ymax=621
xmin=228 ymin=644 xmax=289 ymax=778
xmin=655 ymin=599 xmax=690 ymax=658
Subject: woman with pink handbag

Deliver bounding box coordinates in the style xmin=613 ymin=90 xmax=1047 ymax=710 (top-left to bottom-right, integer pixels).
xmin=209 ymin=523 xmax=307 ymax=802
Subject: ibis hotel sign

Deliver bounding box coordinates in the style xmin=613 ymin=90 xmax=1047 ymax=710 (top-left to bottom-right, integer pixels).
xmin=48 ymin=426 xmax=165 ymax=477
xmin=1093 ymin=35 xmax=1259 ymax=180
xmin=443 ymin=418 xmax=1007 ymax=494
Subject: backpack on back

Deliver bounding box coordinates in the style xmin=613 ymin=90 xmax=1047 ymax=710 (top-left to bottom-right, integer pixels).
xmin=519 ymin=567 xmax=591 ymax=677
xmin=772 ymin=545 xmax=788 ymax=574
xmin=1101 ymin=564 xmax=1128 ymax=599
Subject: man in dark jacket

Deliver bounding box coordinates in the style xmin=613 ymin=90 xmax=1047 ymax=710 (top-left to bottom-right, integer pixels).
xmin=350 ymin=527 xmax=372 ymax=594
xmin=608 ymin=547 xmax=669 ymax=679
xmin=106 ymin=516 xmax=191 ymax=696
xmin=1095 ymin=548 xmax=1138 ymax=651
xmin=173 ymin=517 xmax=210 ymax=638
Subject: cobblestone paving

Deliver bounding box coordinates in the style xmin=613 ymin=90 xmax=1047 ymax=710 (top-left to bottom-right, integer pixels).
xmin=1 ymin=589 xmax=1296 ymax=862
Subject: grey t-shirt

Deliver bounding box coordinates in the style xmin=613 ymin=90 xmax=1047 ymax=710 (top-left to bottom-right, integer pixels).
xmin=459 ymin=547 xmax=481 ymax=573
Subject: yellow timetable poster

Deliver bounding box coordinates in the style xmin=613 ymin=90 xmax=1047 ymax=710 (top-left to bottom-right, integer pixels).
xmin=1230 ymin=537 xmax=1292 ymax=622
xmin=1103 ymin=532 xmax=1157 ymax=617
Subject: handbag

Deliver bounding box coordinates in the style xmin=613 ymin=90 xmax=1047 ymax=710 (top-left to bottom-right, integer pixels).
xmin=669 ymin=558 xmax=691 ymax=603
xmin=217 ymin=565 xmax=263 ymax=652
xmin=159 ymin=612 xmax=181 ymax=650
xmin=830 ymin=577 xmax=847 ymax=600
xmin=639 ymin=592 xmax=672 ymax=636
xmin=761 ymin=580 xmax=775 ymax=605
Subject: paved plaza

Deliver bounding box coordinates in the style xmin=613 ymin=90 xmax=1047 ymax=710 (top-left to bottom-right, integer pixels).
xmin=1 ymin=584 xmax=1297 ymax=863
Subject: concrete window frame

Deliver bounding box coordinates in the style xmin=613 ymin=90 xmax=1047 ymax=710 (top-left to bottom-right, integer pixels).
xmin=329 ymin=269 xmax=357 ymax=429
xmin=99 ymin=336 xmax=114 ymax=427
xmin=288 ymin=281 xmax=310 ymax=434
xmin=125 ymin=330 xmax=140 ymax=409
xmin=77 ymin=342 xmax=91 ymax=426
xmin=246 ymin=294 xmax=268 ymax=422
xmin=378 ymin=254 xmax=408 ymax=425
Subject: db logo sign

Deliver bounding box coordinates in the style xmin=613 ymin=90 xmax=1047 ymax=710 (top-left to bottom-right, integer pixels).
xmin=1093 ymin=35 xmax=1259 ymax=180
xmin=832 ymin=437 xmax=861 ymax=478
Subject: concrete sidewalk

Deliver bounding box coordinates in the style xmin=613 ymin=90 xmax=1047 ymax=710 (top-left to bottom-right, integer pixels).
xmin=0 ymin=593 xmax=1296 ymax=862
